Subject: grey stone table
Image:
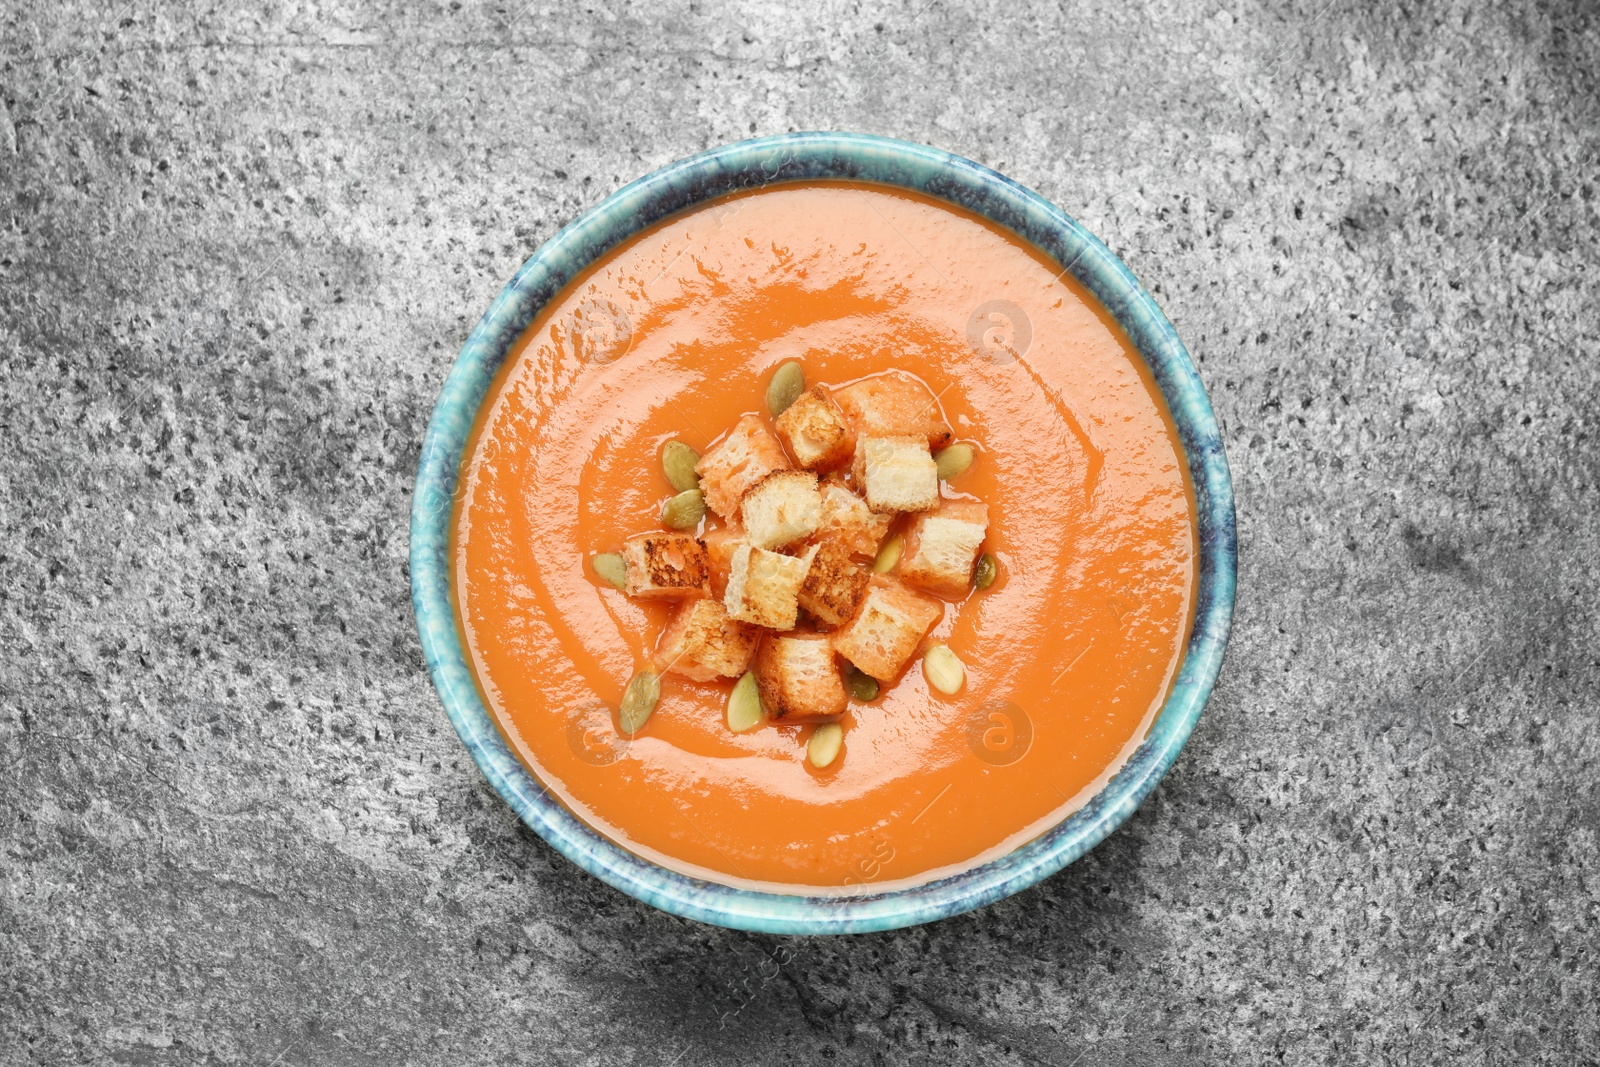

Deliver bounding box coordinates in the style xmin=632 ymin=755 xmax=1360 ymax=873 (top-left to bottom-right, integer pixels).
xmin=2 ymin=2 xmax=1596 ymax=1063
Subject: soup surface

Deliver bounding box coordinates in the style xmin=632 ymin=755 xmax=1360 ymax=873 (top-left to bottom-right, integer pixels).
xmin=451 ymin=181 xmax=1196 ymax=892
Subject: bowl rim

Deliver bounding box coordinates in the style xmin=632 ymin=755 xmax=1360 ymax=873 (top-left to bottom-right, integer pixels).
xmin=409 ymin=131 xmax=1237 ymax=934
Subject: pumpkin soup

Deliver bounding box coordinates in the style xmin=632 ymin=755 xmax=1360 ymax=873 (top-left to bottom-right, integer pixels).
xmin=451 ymin=181 xmax=1196 ymax=892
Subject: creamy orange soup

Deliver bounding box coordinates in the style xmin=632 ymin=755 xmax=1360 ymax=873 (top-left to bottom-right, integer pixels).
xmin=451 ymin=182 xmax=1196 ymax=892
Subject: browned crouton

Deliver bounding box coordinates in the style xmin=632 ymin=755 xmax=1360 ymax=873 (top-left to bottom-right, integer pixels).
xmin=655 ymin=598 xmax=759 ymax=681
xmin=754 ymin=635 xmax=848 ymax=720
xmin=833 ymin=372 xmax=953 ymax=449
xmin=817 ymin=483 xmax=893 ymax=560
xmin=798 ymin=539 xmax=871 ymax=627
xmin=897 ymin=499 xmax=990 ymax=597
xmin=852 ymin=436 xmax=939 ymax=514
xmin=700 ymin=527 xmax=744 ymax=601
xmin=724 ymin=543 xmax=815 ymax=629
xmin=740 ymin=470 xmax=823 ymax=550
xmin=695 ymin=415 xmax=791 ymax=522
xmin=774 ymin=385 xmax=855 ymax=470
xmin=830 ymin=576 xmax=943 ymax=680
xmin=621 ymin=533 xmax=710 ymax=600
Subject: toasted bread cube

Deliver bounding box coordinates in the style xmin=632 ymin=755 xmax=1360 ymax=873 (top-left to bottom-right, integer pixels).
xmin=724 ymin=543 xmax=814 ymax=629
xmin=774 ymin=385 xmax=855 ymax=470
xmin=798 ymin=539 xmax=871 ymax=627
xmin=833 ymin=373 xmax=953 ymax=449
xmin=701 ymin=527 xmax=744 ymax=601
xmin=740 ymin=471 xmax=823 ymax=550
xmin=817 ymin=483 xmax=893 ymax=560
xmin=853 ymin=436 xmax=939 ymax=514
xmin=695 ymin=415 xmax=791 ymax=522
xmin=754 ymin=635 xmax=847 ymax=720
xmin=621 ymin=533 xmax=710 ymax=600
xmin=830 ymin=576 xmax=943 ymax=680
xmin=898 ymin=499 xmax=990 ymax=597
xmin=655 ymin=598 xmax=759 ymax=681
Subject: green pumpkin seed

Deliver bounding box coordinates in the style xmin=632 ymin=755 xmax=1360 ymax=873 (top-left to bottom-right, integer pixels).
xmin=871 ymin=532 xmax=903 ymax=574
xmin=662 ymin=440 xmax=701 ymax=492
xmin=807 ymin=722 xmax=844 ymax=769
xmin=591 ymin=552 xmax=627 ymax=590
xmin=923 ymin=645 xmax=965 ymax=695
xmin=619 ymin=669 xmax=661 ymax=735
xmin=973 ymin=552 xmax=998 ymax=590
xmin=660 ymin=488 xmax=705 ymax=530
xmin=935 ymin=443 xmax=976 ymax=480
xmin=847 ymin=667 xmax=879 ymax=702
xmin=726 ymin=671 xmax=764 ymax=733
xmin=766 ymin=360 xmax=805 ymax=416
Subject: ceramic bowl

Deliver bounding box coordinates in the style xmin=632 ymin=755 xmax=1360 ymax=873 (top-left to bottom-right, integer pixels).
xmin=409 ymin=132 xmax=1236 ymax=934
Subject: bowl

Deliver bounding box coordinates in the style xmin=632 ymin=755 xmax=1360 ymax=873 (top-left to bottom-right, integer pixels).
xmin=409 ymin=132 xmax=1236 ymax=934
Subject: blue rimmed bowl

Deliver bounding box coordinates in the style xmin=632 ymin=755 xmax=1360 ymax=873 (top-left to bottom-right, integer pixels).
xmin=409 ymin=132 xmax=1236 ymax=934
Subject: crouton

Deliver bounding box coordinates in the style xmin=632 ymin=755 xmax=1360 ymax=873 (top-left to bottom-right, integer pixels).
xmin=897 ymin=499 xmax=990 ymax=597
xmin=833 ymin=373 xmax=953 ymax=449
xmin=853 ymin=436 xmax=939 ymax=514
xmin=830 ymin=576 xmax=943 ymax=680
xmin=621 ymin=533 xmax=710 ymax=600
xmin=774 ymin=385 xmax=855 ymax=470
xmin=754 ymin=635 xmax=848 ymax=720
xmin=740 ymin=471 xmax=823 ymax=550
xmin=817 ymin=483 xmax=894 ymax=560
xmin=701 ymin=527 xmax=744 ymax=601
xmin=694 ymin=414 xmax=791 ymax=522
xmin=724 ymin=543 xmax=815 ymax=629
xmin=655 ymin=598 xmax=759 ymax=681
xmin=798 ymin=539 xmax=871 ymax=627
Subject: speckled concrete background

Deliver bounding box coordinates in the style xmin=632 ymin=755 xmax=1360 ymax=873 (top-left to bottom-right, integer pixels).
xmin=2 ymin=1 xmax=1597 ymax=1063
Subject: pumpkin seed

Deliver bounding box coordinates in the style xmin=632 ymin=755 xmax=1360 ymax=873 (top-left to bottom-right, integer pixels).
xmin=619 ymin=669 xmax=661 ymax=734
xmin=847 ymin=667 xmax=880 ymax=702
xmin=871 ymin=532 xmax=904 ymax=574
xmin=660 ymin=488 xmax=705 ymax=530
xmin=726 ymin=671 xmax=764 ymax=733
xmin=807 ymin=722 xmax=844 ymax=768
xmin=662 ymin=440 xmax=701 ymax=492
xmin=591 ymin=552 xmax=627 ymax=590
xmin=973 ymin=552 xmax=998 ymax=590
xmin=934 ymin=442 xmax=975 ymax=480
xmin=923 ymin=645 xmax=965 ymax=695
xmin=766 ymin=360 xmax=805 ymax=416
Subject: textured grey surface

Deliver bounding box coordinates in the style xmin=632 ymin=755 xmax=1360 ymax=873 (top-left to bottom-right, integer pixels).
xmin=2 ymin=1 xmax=1598 ymax=1063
